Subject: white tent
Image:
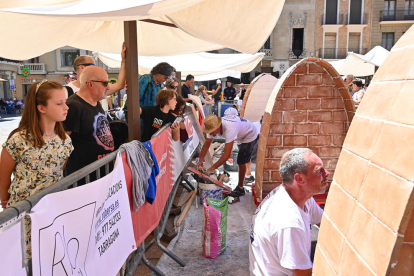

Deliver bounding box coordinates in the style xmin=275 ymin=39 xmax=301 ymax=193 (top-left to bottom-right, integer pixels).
xmin=0 ymin=0 xmax=284 ymax=59
xmin=96 ymin=52 xmax=264 ymax=81
xmin=328 ymin=46 xmax=390 ymax=77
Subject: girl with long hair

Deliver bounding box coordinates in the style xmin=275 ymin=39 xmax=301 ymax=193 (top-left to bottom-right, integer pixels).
xmin=0 ymin=80 xmax=73 ymax=259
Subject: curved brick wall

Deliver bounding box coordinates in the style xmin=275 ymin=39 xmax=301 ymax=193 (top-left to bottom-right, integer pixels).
xmin=240 ymin=73 xmax=278 ymax=122
xmin=254 ymin=58 xmax=355 ymax=201
xmin=313 ymin=26 xmax=414 ymax=275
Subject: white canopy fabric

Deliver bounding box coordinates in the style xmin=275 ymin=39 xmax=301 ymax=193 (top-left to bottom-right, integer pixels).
xmin=96 ymin=52 xmax=264 ymax=81
xmin=328 ymin=46 xmax=390 ymax=77
xmin=0 ymin=0 xmax=284 ymax=60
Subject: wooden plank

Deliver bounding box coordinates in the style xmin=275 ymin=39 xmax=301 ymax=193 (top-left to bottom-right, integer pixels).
xmin=124 ymin=21 xmax=141 ymax=141
xmin=177 ymin=191 xmax=194 ymax=207
xmin=176 ymin=187 xmax=197 ymax=227
xmin=188 ymin=167 xmax=231 ymax=191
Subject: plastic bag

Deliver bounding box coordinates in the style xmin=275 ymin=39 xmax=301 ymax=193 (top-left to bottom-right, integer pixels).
xmin=202 ymin=197 xmax=229 ymax=258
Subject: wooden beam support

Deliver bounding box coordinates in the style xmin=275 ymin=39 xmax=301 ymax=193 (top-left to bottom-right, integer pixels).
xmin=124 ymin=21 xmax=141 ymax=141
xmin=140 ymin=19 xmax=178 ymax=28
xmin=176 ymin=71 xmax=182 ymax=97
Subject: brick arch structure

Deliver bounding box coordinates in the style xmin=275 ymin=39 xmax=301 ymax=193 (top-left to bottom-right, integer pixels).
xmin=240 ymin=73 xmax=278 ymax=122
xmin=254 ymin=58 xmax=355 ymax=201
xmin=314 ymin=27 xmax=414 ymax=275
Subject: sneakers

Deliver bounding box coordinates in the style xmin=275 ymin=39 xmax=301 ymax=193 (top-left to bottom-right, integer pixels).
xmin=245 ymin=175 xmax=255 ymax=183
xmin=234 ymin=186 xmax=246 ymax=196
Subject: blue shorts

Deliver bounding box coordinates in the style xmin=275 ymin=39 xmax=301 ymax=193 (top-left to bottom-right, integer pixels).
xmin=237 ymin=135 xmax=259 ymax=165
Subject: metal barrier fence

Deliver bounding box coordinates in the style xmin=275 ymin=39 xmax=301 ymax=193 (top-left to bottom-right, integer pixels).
xmin=0 ymin=110 xmax=198 ymax=276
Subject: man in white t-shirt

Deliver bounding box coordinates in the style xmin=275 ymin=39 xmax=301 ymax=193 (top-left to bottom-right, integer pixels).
xmin=197 ymin=114 xmax=259 ymax=196
xmin=249 ymin=148 xmax=329 ymax=276
xmin=65 ymin=43 xmax=126 ymax=103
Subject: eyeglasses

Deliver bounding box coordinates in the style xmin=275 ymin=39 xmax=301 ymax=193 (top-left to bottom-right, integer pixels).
xmin=170 ymin=86 xmax=178 ymax=89
xmin=78 ymin=63 xmax=96 ymax=67
xmin=87 ymin=80 xmax=109 ymax=87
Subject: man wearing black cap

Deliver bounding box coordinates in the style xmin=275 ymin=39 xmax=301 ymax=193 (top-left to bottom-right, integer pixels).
xmin=139 ymin=62 xmax=173 ymax=106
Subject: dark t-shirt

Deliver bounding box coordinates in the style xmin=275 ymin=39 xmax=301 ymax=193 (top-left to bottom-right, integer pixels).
xmin=240 ymin=89 xmax=247 ymax=100
xmin=212 ymin=85 xmax=222 ymax=102
xmin=181 ymin=84 xmax=193 ymax=104
xmin=141 ymin=106 xmax=176 ymax=142
xmin=224 ymin=87 xmax=236 ymax=100
xmin=63 ymin=94 xmax=115 ymax=176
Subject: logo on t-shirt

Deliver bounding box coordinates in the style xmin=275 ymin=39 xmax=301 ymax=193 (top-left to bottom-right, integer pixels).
xmin=93 ymin=113 xmax=114 ymax=151
xmin=152 ymin=118 xmax=163 ymax=129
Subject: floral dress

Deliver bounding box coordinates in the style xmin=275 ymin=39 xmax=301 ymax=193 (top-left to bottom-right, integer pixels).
xmin=2 ymin=131 xmax=73 ymax=259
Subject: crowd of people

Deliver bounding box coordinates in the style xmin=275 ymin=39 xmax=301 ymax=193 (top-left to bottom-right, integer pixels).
xmin=344 ymin=74 xmax=368 ymax=108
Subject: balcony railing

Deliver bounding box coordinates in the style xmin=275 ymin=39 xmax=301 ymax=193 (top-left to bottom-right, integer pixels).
xmin=318 ymin=48 xmax=368 ymax=59
xmin=346 ymin=13 xmax=369 ymax=24
xmin=380 ymin=10 xmax=414 ymax=21
xmin=18 ymin=63 xmax=47 ymax=74
xmin=258 ymin=48 xmax=272 ymax=58
xmin=321 ymin=14 xmax=345 ymax=25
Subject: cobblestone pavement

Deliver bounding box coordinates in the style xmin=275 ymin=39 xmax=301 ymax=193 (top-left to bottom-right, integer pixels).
xmin=0 ymin=114 xmax=21 ymax=146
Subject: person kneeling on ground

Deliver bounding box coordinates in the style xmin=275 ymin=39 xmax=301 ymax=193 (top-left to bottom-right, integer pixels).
xmin=249 ymin=148 xmax=329 ymax=276
xmin=197 ymin=114 xmax=259 ymax=196
xmin=140 ymin=89 xmax=182 ymax=142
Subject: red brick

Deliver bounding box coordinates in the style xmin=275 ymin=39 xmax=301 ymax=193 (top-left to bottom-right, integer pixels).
xmin=275 ymin=99 xmax=295 ymax=111
xmin=265 ymin=148 xmax=271 ymax=158
xmin=267 ymin=136 xmax=282 ymax=146
xmin=321 ymin=98 xmax=344 ymax=109
xmin=271 ymin=111 xmax=282 ymax=122
xmin=333 ymin=110 xmax=347 ymax=121
xmin=321 ymin=158 xmax=333 ymax=169
xmin=343 ymin=99 xmax=355 ymax=111
xmin=308 ymin=111 xmax=332 ymax=122
xmin=296 ymin=74 xmax=322 ymax=86
xmin=296 ymin=99 xmax=321 ymax=110
xmin=321 ymin=122 xmax=345 ymax=134
xmin=284 ymin=75 xmax=295 ymax=86
xmin=271 ymin=171 xmax=283 ymax=181
xmin=331 ymin=158 xmax=338 ymax=168
xmin=283 ymin=111 xmax=307 ymax=123
xmin=283 ymin=135 xmax=307 ymax=146
xmin=263 ymin=171 xmax=269 ymax=181
xmin=283 ymin=87 xmax=307 ymax=98
xmin=264 ymin=159 xmax=280 ymax=170
xmin=270 ymin=123 xmax=294 ymax=134
xmin=334 ymin=76 xmax=346 ymax=88
xmin=309 ymin=135 xmax=331 ymax=146
xmin=294 ymin=64 xmax=308 ymax=74
xmin=295 ymin=123 xmax=319 ymax=134
xmin=308 ymin=63 xmax=326 ymax=73
xmin=269 ymin=148 xmax=291 ymax=158
xmin=319 ymin=147 xmax=342 ymax=157
xmin=333 ymin=135 xmax=346 ymax=146
xmin=308 ymin=86 xmax=333 ymax=98
xmin=322 ymin=73 xmax=335 ymax=85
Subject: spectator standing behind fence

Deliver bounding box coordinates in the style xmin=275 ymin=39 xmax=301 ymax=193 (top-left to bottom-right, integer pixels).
xmin=65 ymin=43 xmax=126 ymax=98
xmin=224 ymin=80 xmax=236 ymax=100
xmin=63 ymin=66 xmax=115 ymax=183
xmin=249 ymin=148 xmax=328 ymax=276
xmin=351 ymin=79 xmax=364 ymax=108
xmin=182 ymin=74 xmax=194 ymax=103
xmin=345 ymin=74 xmax=354 ymax=96
xmin=140 ymin=89 xmax=182 ymax=142
xmin=0 ymin=80 xmax=73 ymax=260
xmin=139 ymin=62 xmax=173 ymax=107
xmin=171 ymin=95 xmax=189 ymax=143
xmin=165 ymin=76 xmax=179 ymax=92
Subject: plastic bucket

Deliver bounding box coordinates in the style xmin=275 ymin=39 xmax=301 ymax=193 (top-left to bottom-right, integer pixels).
xmin=199 ymin=183 xmax=223 ymax=205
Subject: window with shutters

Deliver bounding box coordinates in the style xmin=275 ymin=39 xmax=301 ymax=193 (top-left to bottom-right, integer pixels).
xmin=382 ymin=33 xmax=394 ymax=51
xmin=348 ymin=33 xmax=361 ymax=54
xmin=325 ymin=0 xmax=338 ymax=24
xmin=405 ymin=0 xmax=414 ymax=19
xmin=383 ymin=0 xmax=396 ymax=20
xmin=324 ymin=33 xmax=337 ymax=58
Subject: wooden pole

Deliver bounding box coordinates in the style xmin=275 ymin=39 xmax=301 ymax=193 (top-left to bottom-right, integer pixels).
xmin=124 ymin=21 xmax=141 ymax=141
xmin=176 ymin=71 xmax=182 ymax=97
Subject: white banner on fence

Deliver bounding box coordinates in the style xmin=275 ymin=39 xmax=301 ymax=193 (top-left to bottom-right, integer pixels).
xmin=30 ymin=154 xmax=136 ymax=276
xmin=0 ymin=213 xmax=27 ymax=276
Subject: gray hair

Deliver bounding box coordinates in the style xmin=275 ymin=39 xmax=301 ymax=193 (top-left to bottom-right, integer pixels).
xmin=279 ymin=148 xmax=313 ymax=184
xmin=165 ymin=77 xmax=179 ymax=88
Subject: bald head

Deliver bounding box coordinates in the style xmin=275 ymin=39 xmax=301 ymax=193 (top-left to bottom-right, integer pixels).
xmin=80 ymin=66 xmax=108 ymax=89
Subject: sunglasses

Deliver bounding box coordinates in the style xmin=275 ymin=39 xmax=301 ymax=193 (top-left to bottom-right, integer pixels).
xmin=88 ymin=80 xmax=109 ymax=87
xmin=78 ymin=63 xmax=96 ymax=67
xmin=170 ymin=86 xmax=178 ymax=89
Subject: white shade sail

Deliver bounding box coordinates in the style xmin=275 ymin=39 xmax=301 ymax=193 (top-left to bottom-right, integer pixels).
xmin=328 ymin=46 xmax=390 ymax=77
xmin=96 ymin=51 xmax=264 ymax=81
xmin=0 ymin=0 xmax=284 ymax=60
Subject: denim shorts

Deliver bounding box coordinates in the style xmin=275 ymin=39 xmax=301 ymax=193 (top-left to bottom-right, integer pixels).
xmin=237 ymin=135 xmax=259 ymax=165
